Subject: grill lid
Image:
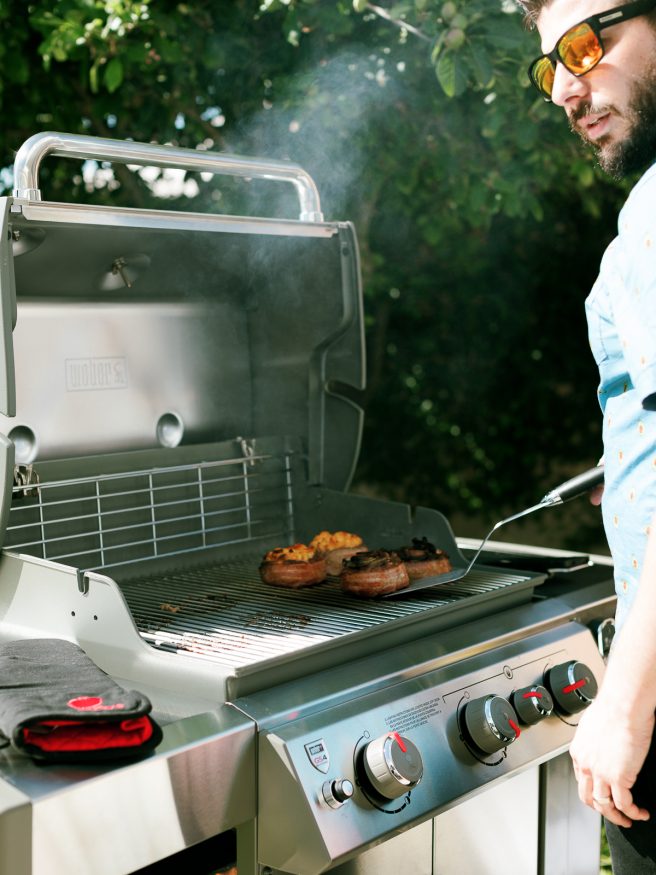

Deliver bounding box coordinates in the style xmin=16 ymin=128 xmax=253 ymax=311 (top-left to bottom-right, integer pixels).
xmin=2 ymin=133 xmax=366 ymax=493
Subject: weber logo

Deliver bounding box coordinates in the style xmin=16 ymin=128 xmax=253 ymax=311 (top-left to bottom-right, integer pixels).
xmin=65 ymin=357 xmax=128 ymax=392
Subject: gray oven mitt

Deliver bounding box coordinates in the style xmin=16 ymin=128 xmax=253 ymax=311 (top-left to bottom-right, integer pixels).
xmin=0 ymin=638 xmax=163 ymax=762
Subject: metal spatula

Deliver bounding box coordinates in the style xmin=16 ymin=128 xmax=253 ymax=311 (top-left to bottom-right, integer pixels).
xmin=384 ymin=465 xmax=604 ymax=598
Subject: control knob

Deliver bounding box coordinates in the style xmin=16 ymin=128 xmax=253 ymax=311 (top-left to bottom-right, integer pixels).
xmin=462 ymin=694 xmax=521 ymax=754
xmin=545 ymin=660 xmax=598 ymax=715
xmin=362 ymin=732 xmax=423 ymax=799
xmin=591 ymin=617 xmax=615 ymax=659
xmin=511 ymin=684 xmax=554 ymax=725
xmin=322 ymin=778 xmax=354 ymax=809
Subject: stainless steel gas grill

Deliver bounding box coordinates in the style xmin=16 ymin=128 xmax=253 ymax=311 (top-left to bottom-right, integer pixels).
xmin=0 ymin=133 xmax=614 ymax=875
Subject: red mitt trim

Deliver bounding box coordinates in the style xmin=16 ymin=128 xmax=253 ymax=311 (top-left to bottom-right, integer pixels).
xmin=22 ymin=717 xmax=155 ymax=752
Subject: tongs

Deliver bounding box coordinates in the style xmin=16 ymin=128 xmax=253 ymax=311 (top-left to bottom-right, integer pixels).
xmin=384 ymin=465 xmax=604 ymax=598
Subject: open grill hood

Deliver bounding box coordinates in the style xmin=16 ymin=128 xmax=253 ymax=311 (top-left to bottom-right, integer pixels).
xmin=2 ymin=197 xmax=365 ymax=491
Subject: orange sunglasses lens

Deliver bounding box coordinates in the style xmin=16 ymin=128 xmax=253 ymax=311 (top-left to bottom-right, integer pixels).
xmin=532 ymin=56 xmax=556 ymax=97
xmin=559 ymin=23 xmax=603 ymax=74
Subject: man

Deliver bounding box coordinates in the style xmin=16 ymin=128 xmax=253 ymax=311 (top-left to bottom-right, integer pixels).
xmin=518 ymin=0 xmax=656 ymax=870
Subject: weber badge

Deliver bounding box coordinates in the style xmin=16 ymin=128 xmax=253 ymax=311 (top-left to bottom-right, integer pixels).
xmin=305 ymin=738 xmax=330 ymax=773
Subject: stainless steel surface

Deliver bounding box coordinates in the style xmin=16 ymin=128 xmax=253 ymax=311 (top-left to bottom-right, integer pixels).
xmin=433 ymin=768 xmax=540 ymax=875
xmin=326 ymin=821 xmax=433 ymax=875
xmin=0 ymin=550 xmax=235 ymax=710
xmin=3 ymin=205 xmax=364 ymax=486
xmin=12 ymin=131 xmax=324 ymax=221
xmin=0 ymin=777 xmax=29 ymax=875
xmin=233 ymin=572 xmax=616 ymax=729
xmin=0 ymin=707 xmax=256 ymax=875
xmin=541 ymin=752 xmax=602 ymax=875
xmin=0 ymin=434 xmax=14 ymax=552
xmin=0 ymin=200 xmax=16 ymax=420
xmin=254 ymin=623 xmax=605 ymax=874
xmin=11 ymin=199 xmax=337 ymax=238
xmin=0 ymin=295 xmax=253 ymax=462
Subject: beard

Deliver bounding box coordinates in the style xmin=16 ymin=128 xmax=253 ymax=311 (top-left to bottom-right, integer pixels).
xmin=569 ymin=69 xmax=656 ymax=179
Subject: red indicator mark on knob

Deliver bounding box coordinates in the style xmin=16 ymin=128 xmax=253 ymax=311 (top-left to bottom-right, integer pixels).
xmin=508 ymin=719 xmax=521 ymax=739
xmin=562 ymin=679 xmax=586 ymax=695
xmin=523 ymin=691 xmax=542 ymax=699
xmin=392 ymin=732 xmax=407 ymax=752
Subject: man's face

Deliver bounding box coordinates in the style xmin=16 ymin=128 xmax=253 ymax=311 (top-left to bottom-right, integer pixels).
xmin=537 ymin=0 xmax=656 ymax=177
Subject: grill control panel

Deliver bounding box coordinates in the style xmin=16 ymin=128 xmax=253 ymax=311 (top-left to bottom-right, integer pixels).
xmin=257 ymin=622 xmax=605 ymax=875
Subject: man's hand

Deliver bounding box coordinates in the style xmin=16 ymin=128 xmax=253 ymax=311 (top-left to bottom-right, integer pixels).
xmin=570 ymin=697 xmax=653 ymax=827
xmin=590 ymin=458 xmax=604 ymax=505
xmin=590 ymin=483 xmax=604 ymax=506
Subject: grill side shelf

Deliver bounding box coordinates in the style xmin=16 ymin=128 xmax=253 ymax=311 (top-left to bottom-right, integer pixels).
xmin=0 ymin=706 xmax=256 ymax=875
xmin=0 ymin=551 xmax=234 ymax=708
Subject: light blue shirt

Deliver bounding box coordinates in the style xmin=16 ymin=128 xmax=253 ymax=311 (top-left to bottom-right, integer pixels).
xmin=586 ymin=162 xmax=656 ymax=631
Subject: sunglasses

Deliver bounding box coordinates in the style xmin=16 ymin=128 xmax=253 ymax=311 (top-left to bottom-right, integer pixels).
xmin=528 ymin=0 xmax=656 ymax=100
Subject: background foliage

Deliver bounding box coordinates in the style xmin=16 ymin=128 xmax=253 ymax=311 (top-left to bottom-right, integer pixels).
xmin=0 ymin=0 xmax=632 ymax=550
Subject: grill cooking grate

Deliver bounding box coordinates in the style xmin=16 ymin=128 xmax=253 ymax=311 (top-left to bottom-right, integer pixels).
xmin=120 ymin=557 xmax=536 ymax=669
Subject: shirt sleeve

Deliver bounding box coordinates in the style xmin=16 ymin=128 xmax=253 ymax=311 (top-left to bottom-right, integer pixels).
xmin=612 ymin=167 xmax=656 ymax=410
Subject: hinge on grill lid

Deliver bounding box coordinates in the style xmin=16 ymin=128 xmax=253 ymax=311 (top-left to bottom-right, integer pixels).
xmin=12 ymin=464 xmax=40 ymax=500
xmin=237 ymin=436 xmax=256 ymax=467
xmin=111 ymin=256 xmax=132 ymax=288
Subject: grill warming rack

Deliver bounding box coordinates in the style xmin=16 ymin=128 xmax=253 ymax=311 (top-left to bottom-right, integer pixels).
xmin=5 ymin=444 xmax=297 ymax=583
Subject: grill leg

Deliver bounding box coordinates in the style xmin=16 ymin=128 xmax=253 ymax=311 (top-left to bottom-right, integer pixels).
xmin=236 ymin=821 xmax=258 ymax=875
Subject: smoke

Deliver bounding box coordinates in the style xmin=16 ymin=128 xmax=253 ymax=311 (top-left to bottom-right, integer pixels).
xmin=219 ymin=46 xmax=406 ymax=223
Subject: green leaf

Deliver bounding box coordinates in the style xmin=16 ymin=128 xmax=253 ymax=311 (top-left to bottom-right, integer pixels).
xmin=465 ymin=44 xmax=494 ymax=89
xmin=104 ymin=57 xmax=124 ymax=92
xmin=436 ymin=51 xmax=467 ymax=97
xmin=89 ymin=59 xmax=100 ymax=93
xmin=430 ymin=32 xmax=445 ymax=65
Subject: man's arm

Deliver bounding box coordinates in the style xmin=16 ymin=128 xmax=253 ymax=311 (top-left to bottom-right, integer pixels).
xmin=570 ymin=516 xmax=656 ymax=826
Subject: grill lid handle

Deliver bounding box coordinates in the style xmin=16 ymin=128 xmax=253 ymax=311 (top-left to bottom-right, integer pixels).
xmin=12 ymin=131 xmax=324 ymax=222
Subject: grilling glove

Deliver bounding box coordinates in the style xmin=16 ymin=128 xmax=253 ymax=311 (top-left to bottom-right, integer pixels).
xmin=0 ymin=638 xmax=163 ymax=762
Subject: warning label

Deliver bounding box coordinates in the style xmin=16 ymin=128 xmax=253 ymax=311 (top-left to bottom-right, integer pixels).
xmin=384 ymin=696 xmax=442 ymax=733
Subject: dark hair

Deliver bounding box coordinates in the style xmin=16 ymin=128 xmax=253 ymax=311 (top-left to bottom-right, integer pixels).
xmin=514 ymin=1 xmax=547 ymax=28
